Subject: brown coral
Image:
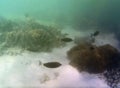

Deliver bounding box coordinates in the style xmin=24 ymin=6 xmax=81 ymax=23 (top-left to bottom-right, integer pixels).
xmin=67 ymin=44 xmax=120 ymax=74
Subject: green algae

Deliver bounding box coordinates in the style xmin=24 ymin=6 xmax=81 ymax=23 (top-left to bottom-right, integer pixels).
xmin=0 ymin=17 xmax=66 ymax=53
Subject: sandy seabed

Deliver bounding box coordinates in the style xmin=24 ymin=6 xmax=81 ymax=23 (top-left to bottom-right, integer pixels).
xmin=0 ymin=28 xmax=119 ymax=88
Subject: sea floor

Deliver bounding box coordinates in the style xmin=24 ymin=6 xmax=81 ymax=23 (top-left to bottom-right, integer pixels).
xmin=0 ymin=27 xmax=119 ymax=88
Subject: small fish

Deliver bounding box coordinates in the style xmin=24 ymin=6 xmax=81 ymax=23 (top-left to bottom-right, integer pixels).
xmin=43 ymin=62 xmax=62 ymax=68
xmin=91 ymin=31 xmax=100 ymax=37
xmin=89 ymin=46 xmax=95 ymax=50
xmin=61 ymin=37 xmax=73 ymax=42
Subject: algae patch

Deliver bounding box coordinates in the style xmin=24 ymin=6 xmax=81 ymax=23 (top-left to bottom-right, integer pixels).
xmin=0 ymin=17 xmax=66 ymax=53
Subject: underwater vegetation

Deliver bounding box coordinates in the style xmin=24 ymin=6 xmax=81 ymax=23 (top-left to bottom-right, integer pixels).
xmin=0 ymin=17 xmax=18 ymax=32
xmin=67 ymin=44 xmax=120 ymax=73
xmin=67 ymin=43 xmax=120 ymax=88
xmin=4 ymin=29 xmax=65 ymax=52
xmin=0 ymin=17 xmax=66 ymax=52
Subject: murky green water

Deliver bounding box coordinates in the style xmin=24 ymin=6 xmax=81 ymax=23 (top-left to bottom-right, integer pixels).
xmin=0 ymin=1 xmax=120 ymax=88
xmin=0 ymin=0 xmax=119 ymax=31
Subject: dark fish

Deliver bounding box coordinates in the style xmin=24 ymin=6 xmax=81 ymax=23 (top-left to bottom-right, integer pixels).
xmin=89 ymin=46 xmax=95 ymax=50
xmin=43 ymin=62 xmax=62 ymax=68
xmin=92 ymin=31 xmax=100 ymax=36
xmin=61 ymin=37 xmax=73 ymax=42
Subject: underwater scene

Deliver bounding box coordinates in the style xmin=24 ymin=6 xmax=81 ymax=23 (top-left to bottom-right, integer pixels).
xmin=0 ymin=0 xmax=120 ymax=88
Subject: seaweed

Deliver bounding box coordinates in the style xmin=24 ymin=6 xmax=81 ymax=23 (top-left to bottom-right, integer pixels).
xmin=2 ymin=28 xmax=65 ymax=52
xmin=0 ymin=16 xmax=66 ymax=53
xmin=67 ymin=44 xmax=120 ymax=74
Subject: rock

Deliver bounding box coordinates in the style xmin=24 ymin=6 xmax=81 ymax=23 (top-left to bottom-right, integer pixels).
xmin=67 ymin=43 xmax=120 ymax=74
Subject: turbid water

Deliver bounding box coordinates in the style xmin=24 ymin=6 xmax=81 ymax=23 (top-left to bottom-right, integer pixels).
xmin=0 ymin=0 xmax=120 ymax=88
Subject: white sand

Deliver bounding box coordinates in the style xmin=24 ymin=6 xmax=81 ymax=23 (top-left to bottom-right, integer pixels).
xmin=0 ymin=28 xmax=118 ymax=88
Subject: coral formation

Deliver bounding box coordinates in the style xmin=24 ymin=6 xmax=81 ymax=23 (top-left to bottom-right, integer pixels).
xmin=67 ymin=44 xmax=120 ymax=74
xmin=68 ymin=34 xmax=120 ymax=88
